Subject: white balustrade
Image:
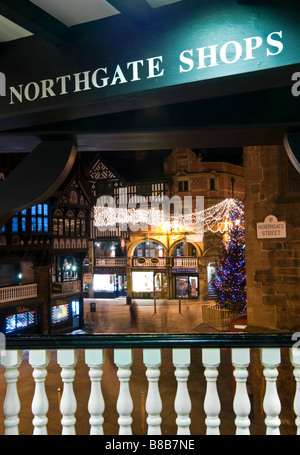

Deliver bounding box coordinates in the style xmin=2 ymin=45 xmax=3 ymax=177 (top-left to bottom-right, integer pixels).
xmin=57 ymin=349 xmax=78 ymax=435
xmin=0 ymin=343 xmax=300 ymax=436
xmin=2 ymin=350 xmax=23 ymax=435
xmin=232 ymin=348 xmax=251 ymax=435
xmin=173 ymin=348 xmax=191 ymax=435
xmin=202 ymin=348 xmax=221 ymax=435
xmin=261 ymin=348 xmax=281 ymax=435
xmin=0 ymin=283 xmax=38 ymax=303
xmin=114 ymin=349 xmax=133 ymax=435
xmin=85 ymin=349 xmax=105 ymax=435
xmin=143 ymin=349 xmax=162 ymax=435
xmin=29 ymin=350 xmax=50 ymax=435
xmin=290 ymin=347 xmax=300 ymax=434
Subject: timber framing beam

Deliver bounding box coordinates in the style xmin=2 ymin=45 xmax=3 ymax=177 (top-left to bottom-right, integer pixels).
xmin=106 ymin=0 xmax=156 ymax=27
xmin=0 ymin=0 xmax=69 ymax=46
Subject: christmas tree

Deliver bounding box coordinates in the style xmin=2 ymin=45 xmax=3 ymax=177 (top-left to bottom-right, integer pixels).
xmin=211 ymin=202 xmax=246 ymax=313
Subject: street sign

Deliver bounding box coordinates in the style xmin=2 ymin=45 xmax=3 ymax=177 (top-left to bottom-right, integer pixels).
xmin=256 ymin=215 xmax=286 ymax=239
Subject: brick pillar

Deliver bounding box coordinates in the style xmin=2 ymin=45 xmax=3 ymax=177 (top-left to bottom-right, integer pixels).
xmin=244 ymin=145 xmax=300 ymax=332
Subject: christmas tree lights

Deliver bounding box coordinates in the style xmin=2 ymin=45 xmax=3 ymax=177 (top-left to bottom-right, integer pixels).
xmin=211 ymin=201 xmax=246 ymax=313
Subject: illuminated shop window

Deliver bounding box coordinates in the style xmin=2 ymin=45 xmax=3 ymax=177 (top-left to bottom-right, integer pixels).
xmin=5 ymin=311 xmax=37 ymax=334
xmin=6 ymin=315 xmax=16 ymax=333
xmin=51 ymin=304 xmax=69 ymax=324
xmin=72 ymin=300 xmax=80 ymax=316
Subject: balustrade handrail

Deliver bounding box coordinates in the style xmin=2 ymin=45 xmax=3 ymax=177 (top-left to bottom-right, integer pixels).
xmin=4 ymin=332 xmax=296 ymax=350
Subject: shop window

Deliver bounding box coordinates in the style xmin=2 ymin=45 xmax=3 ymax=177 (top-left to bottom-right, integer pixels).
xmin=51 ymin=304 xmax=69 ymax=324
xmin=5 ymin=310 xmax=37 ymax=334
xmin=71 ymin=300 xmax=80 ymax=317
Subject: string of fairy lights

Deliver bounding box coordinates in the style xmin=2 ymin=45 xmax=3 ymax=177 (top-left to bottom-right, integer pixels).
xmin=94 ymin=198 xmax=244 ymax=234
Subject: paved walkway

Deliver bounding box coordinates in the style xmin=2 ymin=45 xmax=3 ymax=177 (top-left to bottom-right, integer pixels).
xmin=83 ymin=297 xmax=218 ymax=334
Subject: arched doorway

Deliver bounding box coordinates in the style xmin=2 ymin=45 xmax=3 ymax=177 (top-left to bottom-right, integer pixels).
xmin=131 ymin=240 xmax=167 ymax=298
xmin=170 ymin=241 xmax=199 ymax=299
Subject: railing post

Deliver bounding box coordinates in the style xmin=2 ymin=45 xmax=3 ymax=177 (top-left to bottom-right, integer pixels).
xmin=29 ymin=349 xmax=50 ymax=435
xmin=232 ymin=348 xmax=251 ymax=435
xmin=290 ymin=347 xmax=300 ymax=434
xmin=202 ymin=348 xmax=221 ymax=435
xmin=143 ymin=349 xmax=162 ymax=435
xmin=85 ymin=349 xmax=105 ymax=435
xmin=114 ymin=349 xmax=133 ymax=435
xmin=57 ymin=349 xmax=78 ymax=435
xmin=261 ymin=348 xmax=281 ymax=435
xmin=173 ymin=348 xmax=191 ymax=435
xmin=1 ymin=350 xmax=23 ymax=435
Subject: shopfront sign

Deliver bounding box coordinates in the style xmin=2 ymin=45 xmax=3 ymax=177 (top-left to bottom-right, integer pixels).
xmin=256 ymin=215 xmax=286 ymax=239
xmin=137 ymin=257 xmax=146 ymax=265
xmin=1 ymin=2 xmax=300 ymax=123
xmin=171 ymin=268 xmax=198 ymax=274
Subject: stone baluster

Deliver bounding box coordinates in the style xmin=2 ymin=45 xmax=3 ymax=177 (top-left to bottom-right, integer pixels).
xmin=173 ymin=348 xmax=191 ymax=435
xmin=232 ymin=348 xmax=251 ymax=435
xmin=261 ymin=348 xmax=281 ymax=435
xmin=143 ymin=349 xmax=162 ymax=435
xmin=202 ymin=348 xmax=221 ymax=435
xmin=85 ymin=349 xmax=105 ymax=435
xmin=57 ymin=349 xmax=78 ymax=435
xmin=114 ymin=349 xmax=133 ymax=435
xmin=1 ymin=350 xmax=23 ymax=435
xmin=290 ymin=347 xmax=300 ymax=434
xmin=29 ymin=350 xmax=50 ymax=435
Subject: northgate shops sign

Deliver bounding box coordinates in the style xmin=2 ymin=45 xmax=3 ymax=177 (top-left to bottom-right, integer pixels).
xmin=1 ymin=1 xmax=300 ymax=124
xmin=8 ymin=31 xmax=283 ymax=105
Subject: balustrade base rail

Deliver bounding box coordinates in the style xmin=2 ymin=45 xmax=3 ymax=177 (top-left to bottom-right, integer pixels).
xmin=0 ymin=333 xmax=299 ymax=436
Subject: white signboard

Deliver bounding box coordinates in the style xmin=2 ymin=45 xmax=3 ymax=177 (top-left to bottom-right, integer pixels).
xmin=256 ymin=215 xmax=286 ymax=239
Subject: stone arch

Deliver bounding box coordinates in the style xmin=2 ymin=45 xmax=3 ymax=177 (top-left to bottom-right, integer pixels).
xmin=169 ymin=238 xmax=202 ymax=257
xmin=127 ymin=238 xmax=166 ymax=257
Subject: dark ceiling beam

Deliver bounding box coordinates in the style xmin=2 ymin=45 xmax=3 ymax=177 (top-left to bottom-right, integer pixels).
xmin=0 ymin=0 xmax=69 ymax=46
xmin=106 ymin=0 xmax=156 ymax=27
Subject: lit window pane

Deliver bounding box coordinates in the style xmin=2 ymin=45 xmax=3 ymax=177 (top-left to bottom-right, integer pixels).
xmin=44 ymin=218 xmax=48 ymax=232
xmin=31 ymin=217 xmax=36 ymax=232
xmin=31 ymin=206 xmax=36 ymax=215
xmin=43 ymin=204 xmax=48 ymax=216
xmin=17 ymin=313 xmax=28 ymax=329
xmin=6 ymin=315 xmax=16 ymax=333
xmin=37 ymin=217 xmax=43 ymax=232
xmin=12 ymin=217 xmax=18 ymax=233
xmin=37 ymin=204 xmax=43 ymax=215
xmin=22 ymin=217 xmax=26 ymax=231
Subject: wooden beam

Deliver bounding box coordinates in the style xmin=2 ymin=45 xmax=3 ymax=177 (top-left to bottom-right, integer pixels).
xmin=0 ymin=0 xmax=69 ymax=46
xmin=106 ymin=0 xmax=156 ymax=26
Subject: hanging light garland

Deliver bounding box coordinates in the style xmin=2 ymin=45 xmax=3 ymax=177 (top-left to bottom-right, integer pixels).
xmin=94 ymin=198 xmax=244 ymax=234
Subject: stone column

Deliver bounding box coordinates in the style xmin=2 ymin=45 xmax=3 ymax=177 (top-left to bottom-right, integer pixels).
xmin=244 ymin=145 xmax=300 ymax=332
xmin=244 ymin=145 xmax=299 ymax=430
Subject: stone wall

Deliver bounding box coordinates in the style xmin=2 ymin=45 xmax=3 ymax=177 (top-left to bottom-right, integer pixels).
xmin=244 ymin=145 xmax=300 ymax=331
